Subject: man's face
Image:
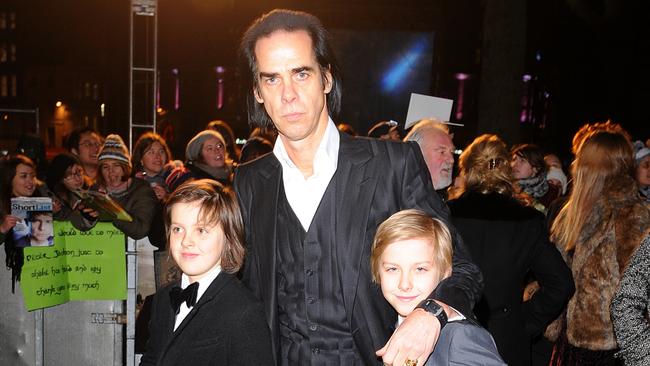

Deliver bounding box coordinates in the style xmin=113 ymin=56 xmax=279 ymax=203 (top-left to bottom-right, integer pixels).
xmin=253 ymin=30 xmax=332 ymax=146
xmin=420 ymin=131 xmax=455 ymax=190
xmin=76 ymin=132 xmax=102 ymax=167
xmin=31 ymin=213 xmax=53 ymax=245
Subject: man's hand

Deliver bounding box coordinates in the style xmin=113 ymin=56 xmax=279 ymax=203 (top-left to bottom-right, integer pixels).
xmin=376 ymin=302 xmax=457 ymax=365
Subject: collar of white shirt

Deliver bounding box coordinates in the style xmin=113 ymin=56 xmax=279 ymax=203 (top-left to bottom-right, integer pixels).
xmin=173 ymin=265 xmax=222 ymax=331
xmin=272 ymin=117 xmax=340 ymax=231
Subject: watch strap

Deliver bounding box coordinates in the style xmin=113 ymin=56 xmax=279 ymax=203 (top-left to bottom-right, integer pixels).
xmin=417 ymin=299 xmax=448 ymax=329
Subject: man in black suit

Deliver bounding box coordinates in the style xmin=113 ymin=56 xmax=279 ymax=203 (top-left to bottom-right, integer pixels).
xmin=234 ymin=9 xmax=483 ymax=366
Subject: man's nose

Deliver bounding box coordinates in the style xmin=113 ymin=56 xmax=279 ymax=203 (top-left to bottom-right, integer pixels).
xmin=282 ymin=80 xmax=297 ymax=103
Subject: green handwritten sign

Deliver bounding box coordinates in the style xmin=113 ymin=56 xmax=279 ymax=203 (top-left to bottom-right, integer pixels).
xmin=20 ymin=221 xmax=127 ymax=311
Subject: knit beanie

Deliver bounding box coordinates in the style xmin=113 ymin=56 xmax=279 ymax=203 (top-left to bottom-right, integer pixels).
xmin=98 ymin=134 xmax=132 ymax=168
xmin=46 ymin=152 xmax=82 ymax=191
xmin=546 ymin=166 xmax=568 ymax=195
xmin=633 ymin=140 xmax=650 ymax=165
xmin=185 ymin=130 xmax=226 ymax=163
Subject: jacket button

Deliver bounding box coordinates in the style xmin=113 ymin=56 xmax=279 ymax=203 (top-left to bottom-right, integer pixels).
xmin=306 ymin=269 xmax=313 ymax=276
xmin=307 ymin=297 xmax=315 ymax=304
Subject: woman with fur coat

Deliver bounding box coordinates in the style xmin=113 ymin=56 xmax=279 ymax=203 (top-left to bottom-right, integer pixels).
xmin=548 ymin=127 xmax=650 ymax=365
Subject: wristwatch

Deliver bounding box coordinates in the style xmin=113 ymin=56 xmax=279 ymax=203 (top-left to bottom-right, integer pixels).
xmin=417 ymin=299 xmax=448 ymax=329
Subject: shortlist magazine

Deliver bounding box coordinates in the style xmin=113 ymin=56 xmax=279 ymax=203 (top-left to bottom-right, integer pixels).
xmin=11 ymin=197 xmax=54 ymax=247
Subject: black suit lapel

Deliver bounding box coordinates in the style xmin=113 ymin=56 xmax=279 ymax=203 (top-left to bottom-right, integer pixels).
xmin=335 ymin=134 xmax=377 ymax=325
xmin=250 ymin=157 xmax=282 ymax=320
xmin=162 ymin=273 xmax=233 ymax=353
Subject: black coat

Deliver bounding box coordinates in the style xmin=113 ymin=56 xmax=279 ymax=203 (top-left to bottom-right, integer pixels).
xmin=234 ymin=133 xmax=483 ymax=365
xmin=140 ymin=272 xmax=274 ymax=366
xmin=448 ymin=191 xmax=574 ymax=366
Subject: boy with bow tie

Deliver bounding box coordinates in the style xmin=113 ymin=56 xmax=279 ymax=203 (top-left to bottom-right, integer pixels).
xmin=140 ymin=179 xmax=273 ymax=366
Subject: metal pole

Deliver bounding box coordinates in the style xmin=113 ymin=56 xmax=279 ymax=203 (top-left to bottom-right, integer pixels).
xmin=128 ymin=0 xmax=134 ymax=154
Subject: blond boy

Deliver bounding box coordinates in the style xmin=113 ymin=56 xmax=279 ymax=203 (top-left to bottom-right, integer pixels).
xmin=372 ymin=209 xmax=505 ymax=366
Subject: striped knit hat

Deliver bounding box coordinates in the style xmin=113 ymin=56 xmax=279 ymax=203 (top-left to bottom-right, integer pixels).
xmin=98 ymin=134 xmax=132 ymax=168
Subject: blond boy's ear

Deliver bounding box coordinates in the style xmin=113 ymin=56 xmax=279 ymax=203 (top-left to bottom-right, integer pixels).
xmin=442 ymin=268 xmax=452 ymax=281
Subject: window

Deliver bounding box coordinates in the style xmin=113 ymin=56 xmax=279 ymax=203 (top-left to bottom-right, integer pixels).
xmin=10 ymin=44 xmax=16 ymax=62
xmin=1 ymin=75 xmax=8 ymax=97
xmin=0 ymin=13 xmax=6 ymax=30
xmin=9 ymin=12 xmax=15 ymax=29
xmin=0 ymin=43 xmax=7 ymax=63
xmin=11 ymin=74 xmax=17 ymax=97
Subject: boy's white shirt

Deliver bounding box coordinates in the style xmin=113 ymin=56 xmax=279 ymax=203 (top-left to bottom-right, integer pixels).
xmin=174 ymin=265 xmax=222 ymax=331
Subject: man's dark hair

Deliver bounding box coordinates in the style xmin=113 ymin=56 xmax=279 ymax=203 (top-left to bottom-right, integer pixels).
xmin=64 ymin=126 xmax=101 ymax=152
xmin=239 ymin=9 xmax=342 ymax=128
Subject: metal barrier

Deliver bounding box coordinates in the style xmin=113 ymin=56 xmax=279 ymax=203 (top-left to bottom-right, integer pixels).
xmin=0 ymin=236 xmax=157 ymax=366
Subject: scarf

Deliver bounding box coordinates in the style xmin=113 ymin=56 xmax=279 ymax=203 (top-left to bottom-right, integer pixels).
xmin=193 ymin=162 xmax=230 ymax=181
xmin=517 ymin=173 xmax=549 ymax=199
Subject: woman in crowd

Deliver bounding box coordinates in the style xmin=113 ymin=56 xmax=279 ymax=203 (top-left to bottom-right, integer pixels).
xmin=511 ymin=144 xmax=560 ymax=212
xmin=166 ymin=130 xmax=233 ymax=191
xmin=46 ymin=152 xmax=93 ymax=222
xmin=548 ymin=127 xmax=650 ymax=365
xmin=206 ymin=119 xmax=240 ymax=163
xmin=131 ymin=132 xmax=176 ymax=202
xmin=447 ymin=134 xmax=574 ymax=366
xmin=633 ymin=140 xmax=650 ymax=202
xmin=611 ymin=235 xmax=650 ymax=365
xmin=0 ymin=154 xmax=48 ymax=290
xmin=91 ymin=134 xmax=159 ymax=242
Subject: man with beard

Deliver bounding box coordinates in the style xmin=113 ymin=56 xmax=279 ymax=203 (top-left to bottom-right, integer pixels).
xmin=404 ymin=119 xmax=455 ymax=199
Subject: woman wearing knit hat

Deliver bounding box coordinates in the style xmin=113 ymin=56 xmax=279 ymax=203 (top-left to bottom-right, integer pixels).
xmin=166 ymin=130 xmax=233 ymax=192
xmin=91 ymin=134 xmax=159 ymax=241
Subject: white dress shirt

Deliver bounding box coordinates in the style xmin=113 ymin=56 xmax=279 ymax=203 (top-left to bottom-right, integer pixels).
xmin=173 ymin=265 xmax=222 ymax=331
xmin=273 ymin=118 xmax=340 ymax=231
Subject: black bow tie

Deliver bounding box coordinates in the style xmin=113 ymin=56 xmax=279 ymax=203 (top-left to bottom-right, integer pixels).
xmin=169 ymin=282 xmax=199 ymax=314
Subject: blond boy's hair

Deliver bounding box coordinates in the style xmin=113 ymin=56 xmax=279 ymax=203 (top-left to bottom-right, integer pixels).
xmin=371 ymin=209 xmax=453 ymax=282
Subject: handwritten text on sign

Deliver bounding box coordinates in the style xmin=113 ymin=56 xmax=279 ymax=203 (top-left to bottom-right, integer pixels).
xmin=21 ymin=221 xmax=127 ymax=311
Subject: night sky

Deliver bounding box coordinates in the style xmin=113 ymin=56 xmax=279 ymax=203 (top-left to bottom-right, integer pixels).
xmin=3 ymin=0 xmax=648 ymax=159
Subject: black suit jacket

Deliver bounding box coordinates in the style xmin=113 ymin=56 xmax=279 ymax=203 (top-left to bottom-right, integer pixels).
xmin=140 ymin=272 xmax=274 ymax=366
xmin=234 ymin=133 xmax=483 ymax=365
xmin=448 ymin=191 xmax=574 ymax=366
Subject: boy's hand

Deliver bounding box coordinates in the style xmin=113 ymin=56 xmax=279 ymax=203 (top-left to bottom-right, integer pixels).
xmin=376 ymin=301 xmax=457 ymax=366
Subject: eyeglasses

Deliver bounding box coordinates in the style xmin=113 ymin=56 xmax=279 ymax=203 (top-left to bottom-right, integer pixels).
xmin=79 ymin=141 xmax=101 ymax=149
xmin=64 ymin=170 xmax=84 ymax=180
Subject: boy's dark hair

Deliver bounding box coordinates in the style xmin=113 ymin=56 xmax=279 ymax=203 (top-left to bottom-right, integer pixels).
xmin=164 ymin=179 xmax=245 ymax=273
xmin=239 ymin=9 xmax=342 ymax=128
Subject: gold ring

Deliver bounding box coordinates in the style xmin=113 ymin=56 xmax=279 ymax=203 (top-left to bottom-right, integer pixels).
xmin=404 ymin=359 xmax=418 ymax=366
